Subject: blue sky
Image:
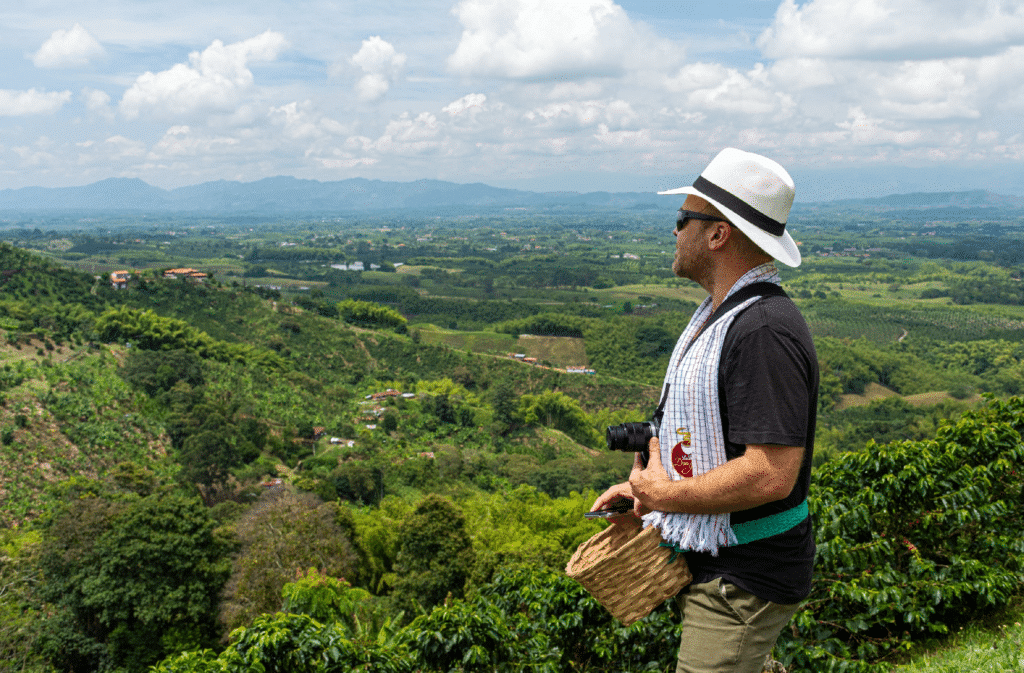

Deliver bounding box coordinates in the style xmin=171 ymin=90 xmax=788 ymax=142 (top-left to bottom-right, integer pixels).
xmin=3 ymin=1 xmax=1024 ymax=200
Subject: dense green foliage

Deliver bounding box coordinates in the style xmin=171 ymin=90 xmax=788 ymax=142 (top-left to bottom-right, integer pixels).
xmin=392 ymin=494 xmax=475 ymax=613
xmin=95 ymin=306 xmax=284 ymax=370
xmin=35 ymin=487 xmax=231 ymax=673
xmin=151 ymin=566 xmax=682 ymax=673
xmin=144 ymin=397 xmax=1024 ymax=673
xmin=783 ymin=396 xmax=1024 ymax=671
xmin=219 ymin=491 xmax=360 ymax=630
xmin=0 ymin=528 xmax=48 ymax=671
xmin=3 ymin=210 xmax=1024 ymax=672
xmin=337 ymin=299 xmax=407 ymax=330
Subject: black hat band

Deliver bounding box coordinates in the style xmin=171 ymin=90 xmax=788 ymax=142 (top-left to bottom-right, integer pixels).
xmin=693 ymin=175 xmax=786 ymax=237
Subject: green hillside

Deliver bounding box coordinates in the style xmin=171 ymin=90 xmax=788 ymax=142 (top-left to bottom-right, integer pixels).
xmin=2 ymin=217 xmax=1024 ymax=673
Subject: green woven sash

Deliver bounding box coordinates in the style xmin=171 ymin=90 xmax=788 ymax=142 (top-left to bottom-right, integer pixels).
xmin=731 ymin=499 xmax=808 ymax=545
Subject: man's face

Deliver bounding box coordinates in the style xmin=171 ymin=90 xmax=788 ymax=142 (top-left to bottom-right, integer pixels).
xmin=672 ymin=196 xmax=715 ymax=281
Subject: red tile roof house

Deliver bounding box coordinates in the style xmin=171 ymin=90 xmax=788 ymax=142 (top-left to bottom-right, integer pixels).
xmin=110 ymin=270 xmax=131 ymax=289
xmin=163 ymin=268 xmax=208 ymax=282
xmin=366 ymin=389 xmax=402 ymax=401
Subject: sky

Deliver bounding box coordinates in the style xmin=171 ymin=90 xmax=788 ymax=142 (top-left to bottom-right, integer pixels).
xmin=4 ymin=0 xmax=1024 ymax=201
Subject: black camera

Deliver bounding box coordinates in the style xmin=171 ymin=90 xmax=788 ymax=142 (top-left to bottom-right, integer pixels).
xmin=605 ymin=416 xmax=660 ymax=468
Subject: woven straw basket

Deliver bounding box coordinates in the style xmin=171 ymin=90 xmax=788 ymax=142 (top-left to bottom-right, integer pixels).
xmin=566 ymin=520 xmax=692 ymax=626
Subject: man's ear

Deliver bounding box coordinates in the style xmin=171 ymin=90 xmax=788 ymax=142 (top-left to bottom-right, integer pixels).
xmin=707 ymin=221 xmax=732 ymax=251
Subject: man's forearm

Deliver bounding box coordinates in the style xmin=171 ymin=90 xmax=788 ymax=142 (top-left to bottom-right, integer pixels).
xmin=631 ymin=444 xmax=804 ymax=515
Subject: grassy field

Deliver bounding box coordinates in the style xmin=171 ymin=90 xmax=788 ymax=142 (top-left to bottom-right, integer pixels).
xmin=892 ymin=606 xmax=1024 ymax=672
xmin=416 ymin=326 xmax=517 ymax=355
xmin=592 ymin=282 xmax=708 ymax=306
xmin=834 ymin=382 xmax=981 ymax=411
xmin=515 ymin=334 xmax=589 ymax=367
xmin=417 ymin=328 xmax=589 ymax=368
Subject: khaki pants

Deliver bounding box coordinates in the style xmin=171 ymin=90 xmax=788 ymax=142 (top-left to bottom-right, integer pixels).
xmin=675 ymin=578 xmax=799 ymax=673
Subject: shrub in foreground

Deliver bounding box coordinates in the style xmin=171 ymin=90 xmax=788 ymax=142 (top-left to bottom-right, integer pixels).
xmin=780 ymin=396 xmax=1024 ymax=671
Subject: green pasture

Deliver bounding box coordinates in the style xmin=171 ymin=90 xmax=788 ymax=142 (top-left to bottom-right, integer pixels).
xmin=834 ymin=382 xmax=980 ymax=411
xmin=590 ymin=282 xmax=707 ymax=305
xmin=396 ymin=264 xmax=464 ymax=276
xmin=827 ymin=279 xmax=948 ymax=304
xmin=516 ymin=334 xmax=589 ymax=367
xmin=416 ymin=326 xmax=517 ymax=355
xmin=416 ymin=327 xmax=588 ymax=368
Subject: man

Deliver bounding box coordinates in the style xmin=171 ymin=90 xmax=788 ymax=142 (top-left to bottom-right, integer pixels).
xmin=591 ymin=148 xmax=818 ymax=673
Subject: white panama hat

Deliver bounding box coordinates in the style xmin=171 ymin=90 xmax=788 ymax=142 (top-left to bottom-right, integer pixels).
xmin=658 ymin=148 xmax=801 ymax=267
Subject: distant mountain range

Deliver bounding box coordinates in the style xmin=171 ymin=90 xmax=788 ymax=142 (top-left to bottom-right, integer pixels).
xmin=2 ymin=176 xmax=1022 ymax=215
xmin=0 ymin=176 xmax=665 ymax=214
xmin=824 ymin=189 xmax=1024 ymax=209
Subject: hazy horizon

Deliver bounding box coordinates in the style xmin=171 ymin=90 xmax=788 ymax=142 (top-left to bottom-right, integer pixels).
xmin=4 ymin=1 xmax=1024 ymax=199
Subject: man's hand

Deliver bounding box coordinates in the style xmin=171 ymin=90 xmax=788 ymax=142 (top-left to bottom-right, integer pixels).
xmin=629 ymin=437 xmax=673 ymax=515
xmin=589 ymin=482 xmax=638 ymax=524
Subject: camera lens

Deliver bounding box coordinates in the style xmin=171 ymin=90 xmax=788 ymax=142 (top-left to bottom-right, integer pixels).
xmin=606 ymin=421 xmax=656 ymax=452
xmin=605 ymin=424 xmax=629 ymax=451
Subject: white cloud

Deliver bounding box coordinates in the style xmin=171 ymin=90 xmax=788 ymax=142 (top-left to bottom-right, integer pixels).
xmin=317 ymin=155 xmax=379 ymax=170
xmin=758 ymin=0 xmax=1024 ymax=60
xmin=766 ymin=51 xmax=1004 ymax=125
xmin=82 ymin=88 xmax=116 ymax=121
xmin=592 ymin=124 xmax=654 ymax=148
xmin=874 ymin=60 xmax=979 ymax=119
xmin=835 ymin=107 xmax=923 ymax=146
xmin=119 ymin=31 xmax=289 ymax=121
xmin=269 ymin=101 xmax=349 ymax=140
xmin=32 ymin=23 xmax=105 ymax=68
xmin=10 ymin=137 xmax=60 ymax=168
xmin=523 ymin=99 xmax=638 ymax=130
xmin=350 ymin=37 xmax=406 ymax=102
xmin=149 ymin=125 xmax=241 ymax=157
xmin=443 ymin=93 xmax=487 ymax=117
xmin=0 ymin=89 xmax=72 ymax=116
xmin=74 ymin=135 xmax=147 ymax=164
xmin=665 ymin=63 xmax=795 ymax=117
xmin=447 ymin=0 xmax=678 ymax=79
xmin=768 ymin=58 xmax=836 ymax=91
xmin=980 ymin=46 xmax=1024 ymax=111
xmin=379 ymin=112 xmax=442 ymax=149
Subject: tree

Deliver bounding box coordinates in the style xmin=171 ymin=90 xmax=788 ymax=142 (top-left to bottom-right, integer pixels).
xmin=35 ymin=492 xmax=231 ymax=673
xmin=490 ymin=380 xmax=518 ymax=430
xmin=337 ymin=299 xmax=407 ymax=330
xmin=527 ymin=457 xmax=593 ymax=499
xmin=517 ymin=391 xmax=602 ymax=447
xmin=0 ymin=528 xmax=49 ymax=672
xmin=428 ymin=394 xmax=458 ymax=425
xmin=635 ymin=324 xmax=675 ymax=359
xmin=281 ymin=568 xmax=388 ymax=639
xmin=118 ymin=348 xmax=204 ymax=397
xmin=167 ymin=391 xmax=263 ymax=493
xmin=332 ymin=461 xmax=384 ymax=506
xmin=220 ymin=491 xmax=360 ymax=630
xmin=393 ymin=495 xmax=475 ymax=612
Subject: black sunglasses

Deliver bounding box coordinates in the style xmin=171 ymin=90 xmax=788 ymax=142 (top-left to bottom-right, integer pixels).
xmin=675 ymin=209 xmax=722 ymax=232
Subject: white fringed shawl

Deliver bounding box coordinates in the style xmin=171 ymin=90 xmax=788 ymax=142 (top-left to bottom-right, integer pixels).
xmin=642 ymin=265 xmax=782 ymax=556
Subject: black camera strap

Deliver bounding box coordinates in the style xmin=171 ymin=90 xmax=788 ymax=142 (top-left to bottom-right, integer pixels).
xmin=655 ymin=283 xmax=786 ymax=419
xmin=644 ymin=282 xmax=787 ymax=469
xmin=680 ymin=281 xmax=788 ymax=361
